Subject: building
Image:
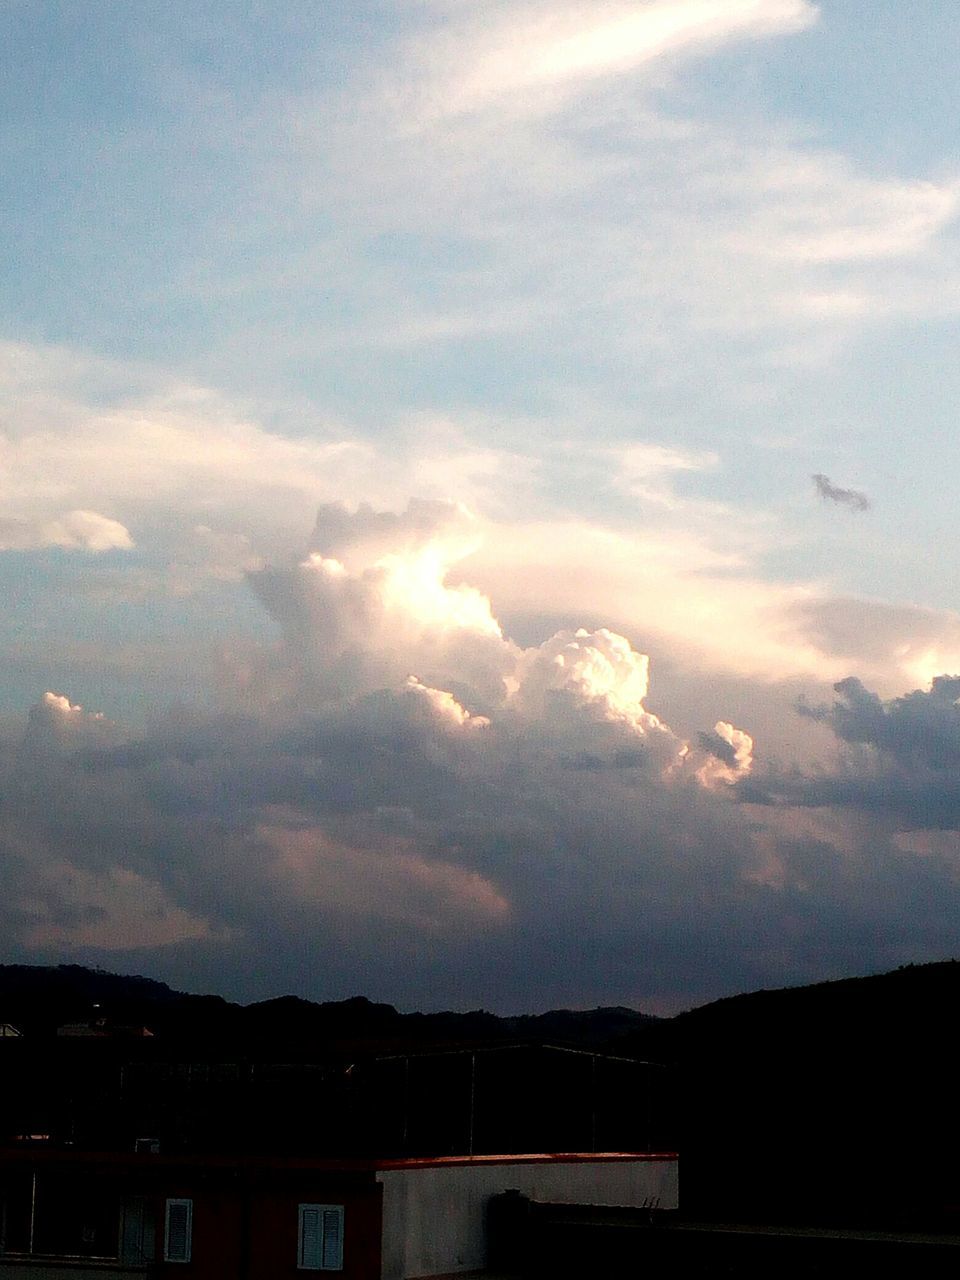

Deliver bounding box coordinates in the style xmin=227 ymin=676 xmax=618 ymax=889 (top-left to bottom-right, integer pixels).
xmin=0 ymin=1038 xmax=671 ymax=1161
xmin=0 ymin=1146 xmax=678 ymax=1279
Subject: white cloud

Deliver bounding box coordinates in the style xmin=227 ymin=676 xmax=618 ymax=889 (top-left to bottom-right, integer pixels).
xmin=408 ymin=0 xmax=817 ymax=123
xmin=251 ymin=500 xmax=515 ymax=705
xmin=0 ymin=342 xmax=379 ymax=557
xmin=512 ymin=627 xmax=663 ymax=728
xmin=7 ymin=339 xmax=960 ymax=701
xmin=612 ymin=443 xmax=719 ymax=508
xmin=0 ymin=509 xmax=133 ymax=553
xmin=697 ymin=719 xmax=755 ymax=787
xmin=402 ymin=676 xmax=491 ymax=730
xmin=43 ymin=509 xmax=134 ymax=551
xmin=244 ymin=502 xmax=748 ymax=789
xmin=728 ymin=156 xmax=960 ymax=264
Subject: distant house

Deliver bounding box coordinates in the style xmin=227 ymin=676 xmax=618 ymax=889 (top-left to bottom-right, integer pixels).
xmin=56 ymin=1019 xmax=154 ymax=1039
xmin=0 ymin=1024 xmax=21 ymax=1038
xmin=0 ymin=1146 xmax=678 ymax=1279
xmin=55 ymin=1021 xmax=110 ymax=1038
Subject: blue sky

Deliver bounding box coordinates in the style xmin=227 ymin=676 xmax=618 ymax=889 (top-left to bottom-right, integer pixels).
xmin=4 ymin=1 xmax=960 ymax=1011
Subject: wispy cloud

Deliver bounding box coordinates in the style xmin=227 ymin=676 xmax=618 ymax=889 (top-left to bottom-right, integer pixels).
xmin=268 ymin=0 xmax=960 ymax=396
xmin=406 ymin=0 xmax=818 ymax=124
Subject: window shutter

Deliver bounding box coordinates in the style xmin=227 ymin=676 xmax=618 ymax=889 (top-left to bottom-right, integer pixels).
xmin=121 ymin=1196 xmax=157 ymax=1264
xmin=299 ymin=1205 xmax=343 ymax=1270
xmin=321 ymin=1208 xmax=343 ymax=1271
xmin=164 ymin=1199 xmax=192 ymax=1264
xmin=299 ymin=1207 xmax=321 ymax=1270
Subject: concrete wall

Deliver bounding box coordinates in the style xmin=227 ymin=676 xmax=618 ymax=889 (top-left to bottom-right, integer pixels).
xmin=377 ymin=1157 xmax=678 ymax=1280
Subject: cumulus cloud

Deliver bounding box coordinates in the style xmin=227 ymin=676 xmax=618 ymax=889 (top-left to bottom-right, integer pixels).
xmin=401 ymin=677 xmax=491 ymax=732
xmin=5 ymin=499 xmax=960 ymax=1008
xmin=249 ymin=500 xmax=513 ymax=706
xmin=506 ymin=627 xmax=687 ymax=774
xmin=25 ymin=692 xmax=111 ymax=754
xmin=6 ymin=8 xmax=960 ymax=1011
xmin=0 ymin=501 xmax=796 ymax=1008
xmin=697 ymin=720 xmax=755 ymax=787
xmin=813 ymin=473 xmax=871 ymax=512
xmin=6 ymin=495 xmax=960 ymax=1009
xmin=798 ymin=673 xmax=960 ymax=772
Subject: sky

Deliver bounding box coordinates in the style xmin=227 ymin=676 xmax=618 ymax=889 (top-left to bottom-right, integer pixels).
xmin=4 ymin=0 xmax=960 ymax=1014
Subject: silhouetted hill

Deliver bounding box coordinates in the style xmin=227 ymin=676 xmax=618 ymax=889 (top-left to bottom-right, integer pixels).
xmin=615 ymin=960 xmax=960 ymax=1230
xmin=0 ymin=965 xmax=665 ymax=1161
xmin=606 ymin=958 xmax=960 ymax=1065
xmin=676 ymin=957 xmax=960 ymax=1038
xmin=0 ymin=963 xmax=659 ymax=1050
xmin=0 ymin=964 xmax=235 ymax=1040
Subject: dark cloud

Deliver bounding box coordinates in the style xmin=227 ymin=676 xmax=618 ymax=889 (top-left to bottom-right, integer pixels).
xmin=4 ymin=503 xmax=960 ymax=1012
xmin=5 ymin=678 xmax=960 ymax=1011
xmin=812 ymin=472 xmax=870 ymax=512
xmin=698 ymin=727 xmax=739 ymax=767
xmin=744 ymin=673 xmax=960 ymax=829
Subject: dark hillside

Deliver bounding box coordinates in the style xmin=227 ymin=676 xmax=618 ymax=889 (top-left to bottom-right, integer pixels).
xmin=624 ymin=962 xmax=960 ymax=1230
xmin=0 ymin=964 xmax=659 ymax=1050
xmin=0 ymin=965 xmax=665 ymax=1159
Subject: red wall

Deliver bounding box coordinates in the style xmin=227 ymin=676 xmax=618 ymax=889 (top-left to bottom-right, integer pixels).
xmin=153 ymin=1176 xmax=383 ymax=1280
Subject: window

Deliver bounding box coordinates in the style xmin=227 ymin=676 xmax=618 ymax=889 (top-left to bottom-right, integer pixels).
xmin=298 ymin=1204 xmax=343 ymax=1271
xmin=120 ymin=1196 xmax=156 ymax=1266
xmin=164 ymin=1199 xmax=192 ymax=1264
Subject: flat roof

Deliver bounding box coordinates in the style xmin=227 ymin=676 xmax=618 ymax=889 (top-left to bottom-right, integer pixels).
xmin=376 ymin=1153 xmax=678 ymax=1170
xmin=0 ymin=1146 xmax=677 ymax=1175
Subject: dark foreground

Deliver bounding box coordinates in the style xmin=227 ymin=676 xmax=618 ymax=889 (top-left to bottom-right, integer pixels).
xmin=493 ymin=1204 xmax=960 ymax=1279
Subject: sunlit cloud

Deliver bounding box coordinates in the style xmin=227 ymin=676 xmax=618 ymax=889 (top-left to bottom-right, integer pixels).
xmin=407 ymin=0 xmax=818 ymax=123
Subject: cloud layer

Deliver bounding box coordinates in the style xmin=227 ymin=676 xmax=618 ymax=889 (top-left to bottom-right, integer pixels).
xmin=4 ymin=501 xmax=960 ymax=1012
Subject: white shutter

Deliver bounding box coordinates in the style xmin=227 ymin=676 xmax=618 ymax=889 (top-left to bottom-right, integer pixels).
xmin=321 ymin=1208 xmax=343 ymax=1271
xmin=299 ymin=1207 xmax=322 ymax=1269
xmin=121 ymin=1196 xmax=157 ymax=1264
xmin=164 ymin=1199 xmax=192 ymax=1264
xmin=298 ymin=1204 xmax=344 ymax=1271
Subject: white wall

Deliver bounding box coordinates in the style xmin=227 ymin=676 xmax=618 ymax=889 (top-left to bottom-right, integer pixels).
xmin=378 ymin=1157 xmax=678 ymax=1280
